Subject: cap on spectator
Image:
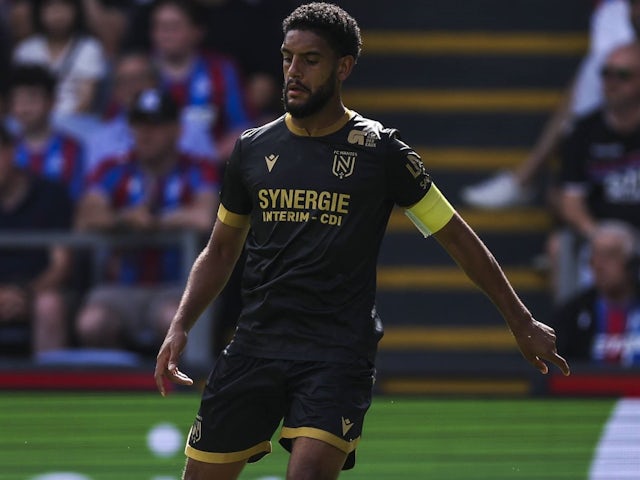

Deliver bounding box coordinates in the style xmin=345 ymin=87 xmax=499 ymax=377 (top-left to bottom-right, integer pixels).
xmin=128 ymin=89 xmax=179 ymax=124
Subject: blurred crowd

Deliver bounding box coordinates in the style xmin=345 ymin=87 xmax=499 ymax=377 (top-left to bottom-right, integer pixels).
xmin=1 ymin=0 xmax=640 ymax=369
xmin=459 ymin=0 xmax=640 ymax=367
xmin=0 ymin=0 xmax=295 ymax=362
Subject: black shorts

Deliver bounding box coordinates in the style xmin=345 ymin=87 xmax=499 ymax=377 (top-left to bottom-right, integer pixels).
xmin=185 ymin=351 xmax=376 ymax=470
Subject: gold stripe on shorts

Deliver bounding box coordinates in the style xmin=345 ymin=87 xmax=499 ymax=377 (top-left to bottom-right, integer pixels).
xmin=185 ymin=440 xmax=272 ymax=464
xmin=280 ymin=426 xmax=360 ymax=454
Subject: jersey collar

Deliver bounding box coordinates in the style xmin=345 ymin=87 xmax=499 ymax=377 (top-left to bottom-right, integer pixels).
xmin=285 ymin=109 xmax=356 ymax=137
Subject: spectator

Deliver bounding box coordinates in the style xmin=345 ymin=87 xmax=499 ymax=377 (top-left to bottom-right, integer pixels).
xmin=81 ymin=0 xmax=129 ymax=61
xmin=547 ymin=41 xmax=640 ymax=299
xmin=74 ymin=89 xmax=218 ymax=353
xmin=149 ymin=0 xmax=251 ymax=161
xmin=13 ymin=0 xmax=107 ymax=120
xmin=553 ymin=220 xmax=640 ymax=366
xmin=461 ymin=0 xmax=637 ymax=209
xmin=8 ymin=64 xmax=86 ymax=200
xmin=86 ymin=50 xmax=216 ymax=171
xmin=199 ymin=0 xmax=292 ymax=123
xmin=2 ymin=0 xmax=35 ymax=46
xmin=558 ymin=42 xmax=640 ymax=239
xmin=0 ymin=124 xmax=73 ymax=356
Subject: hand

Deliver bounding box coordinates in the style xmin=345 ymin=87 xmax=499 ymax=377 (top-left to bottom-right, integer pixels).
xmin=154 ymin=326 xmax=194 ymax=396
xmin=512 ymin=319 xmax=571 ymax=376
xmin=0 ymin=286 xmax=29 ymax=321
xmin=118 ymin=205 xmax=157 ymax=230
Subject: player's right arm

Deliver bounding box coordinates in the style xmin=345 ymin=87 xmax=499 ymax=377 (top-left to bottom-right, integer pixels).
xmin=154 ymin=212 xmax=249 ymax=395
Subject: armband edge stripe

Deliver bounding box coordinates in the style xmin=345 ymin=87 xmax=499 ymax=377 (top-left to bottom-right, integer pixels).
xmin=217 ymin=204 xmax=250 ymax=229
xmin=405 ymin=184 xmax=455 ymax=237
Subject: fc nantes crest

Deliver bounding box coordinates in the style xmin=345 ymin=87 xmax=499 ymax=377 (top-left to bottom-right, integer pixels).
xmin=332 ymin=150 xmax=357 ymax=179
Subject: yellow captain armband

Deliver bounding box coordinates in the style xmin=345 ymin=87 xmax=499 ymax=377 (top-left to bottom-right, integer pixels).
xmin=217 ymin=204 xmax=250 ymax=229
xmin=404 ymin=184 xmax=456 ymax=237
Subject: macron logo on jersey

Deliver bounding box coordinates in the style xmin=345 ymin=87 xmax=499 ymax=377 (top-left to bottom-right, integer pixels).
xmin=265 ymin=154 xmax=279 ymax=172
xmin=341 ymin=417 xmax=355 ymax=437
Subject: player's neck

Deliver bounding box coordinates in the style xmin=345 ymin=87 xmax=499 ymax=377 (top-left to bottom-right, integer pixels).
xmin=287 ymin=102 xmax=347 ymax=136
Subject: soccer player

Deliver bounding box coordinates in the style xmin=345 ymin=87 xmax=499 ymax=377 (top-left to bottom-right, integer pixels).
xmin=154 ymin=3 xmax=571 ymax=479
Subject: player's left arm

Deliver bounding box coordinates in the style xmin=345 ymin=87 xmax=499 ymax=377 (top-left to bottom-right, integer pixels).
xmin=431 ymin=212 xmax=570 ymax=376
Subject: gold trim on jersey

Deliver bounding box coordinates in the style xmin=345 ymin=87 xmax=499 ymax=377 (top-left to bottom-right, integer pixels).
xmin=280 ymin=426 xmax=360 ymax=454
xmin=217 ymin=204 xmax=250 ymax=228
xmin=185 ymin=440 xmax=272 ymax=463
xmin=405 ymin=183 xmax=456 ymax=237
xmin=285 ymin=110 xmax=356 ymax=137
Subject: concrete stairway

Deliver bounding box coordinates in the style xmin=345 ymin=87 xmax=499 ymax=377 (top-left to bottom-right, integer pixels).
xmin=336 ymin=0 xmax=591 ymax=394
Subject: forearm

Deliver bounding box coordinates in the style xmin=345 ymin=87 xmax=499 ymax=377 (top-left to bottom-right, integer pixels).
xmin=434 ymin=214 xmax=532 ymax=328
xmin=159 ymin=193 xmax=217 ymax=232
xmin=560 ymin=192 xmax=597 ymax=238
xmin=159 ymin=207 xmax=214 ymax=232
xmin=519 ymin=95 xmax=571 ymax=180
xmin=75 ymin=193 xmax=118 ymax=231
xmin=171 ymin=221 xmax=247 ymax=332
xmin=30 ymin=247 xmax=71 ymax=292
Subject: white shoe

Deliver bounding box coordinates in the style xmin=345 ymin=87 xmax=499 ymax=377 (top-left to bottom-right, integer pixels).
xmin=460 ymin=172 xmax=534 ymax=208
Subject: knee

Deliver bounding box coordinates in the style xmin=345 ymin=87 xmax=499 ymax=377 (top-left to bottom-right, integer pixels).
xmin=76 ymin=303 xmax=122 ymax=348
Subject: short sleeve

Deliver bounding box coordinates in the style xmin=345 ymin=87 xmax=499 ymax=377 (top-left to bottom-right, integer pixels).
xmin=385 ymin=131 xmax=432 ymax=207
xmin=220 ymin=138 xmax=252 ymax=215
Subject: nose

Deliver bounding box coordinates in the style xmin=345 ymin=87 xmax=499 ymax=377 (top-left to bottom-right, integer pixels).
xmin=287 ymin=55 xmax=303 ymax=79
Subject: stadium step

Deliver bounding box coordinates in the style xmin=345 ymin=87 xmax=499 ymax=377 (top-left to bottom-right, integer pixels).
xmin=340 ymin=0 xmax=590 ymax=394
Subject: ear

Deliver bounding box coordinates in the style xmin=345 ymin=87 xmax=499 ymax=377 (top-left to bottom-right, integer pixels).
xmin=337 ymin=55 xmax=356 ymax=82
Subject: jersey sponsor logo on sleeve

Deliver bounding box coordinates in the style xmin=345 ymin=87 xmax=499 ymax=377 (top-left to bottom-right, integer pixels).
xmin=332 ymin=150 xmax=357 ymax=179
xmin=347 ymin=129 xmax=377 ymax=147
xmin=405 ymin=153 xmax=431 ymax=189
xmin=265 ymin=154 xmax=279 ymax=172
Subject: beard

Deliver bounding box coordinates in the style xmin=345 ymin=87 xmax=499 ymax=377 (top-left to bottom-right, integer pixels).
xmin=283 ymin=71 xmax=337 ymax=119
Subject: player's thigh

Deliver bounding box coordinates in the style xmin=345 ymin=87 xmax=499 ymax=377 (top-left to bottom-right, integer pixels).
xmin=281 ymin=359 xmax=376 ymax=471
xmin=286 ymin=436 xmax=347 ymax=480
xmin=183 ymin=457 xmax=247 ymax=480
xmin=186 ymin=353 xmax=287 ymax=464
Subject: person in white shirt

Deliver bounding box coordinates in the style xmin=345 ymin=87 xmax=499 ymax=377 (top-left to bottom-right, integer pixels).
xmin=13 ymin=0 xmax=107 ymax=120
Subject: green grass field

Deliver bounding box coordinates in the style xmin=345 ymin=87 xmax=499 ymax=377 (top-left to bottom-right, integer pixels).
xmin=0 ymin=393 xmax=615 ymax=480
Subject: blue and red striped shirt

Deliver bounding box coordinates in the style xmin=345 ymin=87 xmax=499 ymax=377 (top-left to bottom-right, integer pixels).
xmin=88 ymin=151 xmax=219 ymax=284
xmin=160 ymin=52 xmax=250 ymax=141
xmin=15 ymin=132 xmax=86 ymax=200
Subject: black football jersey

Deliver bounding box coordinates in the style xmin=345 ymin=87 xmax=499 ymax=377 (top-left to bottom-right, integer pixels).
xmin=220 ymin=110 xmax=432 ymax=363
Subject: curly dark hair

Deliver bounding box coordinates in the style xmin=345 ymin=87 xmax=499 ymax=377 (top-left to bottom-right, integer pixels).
xmin=282 ymin=2 xmax=362 ymax=61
